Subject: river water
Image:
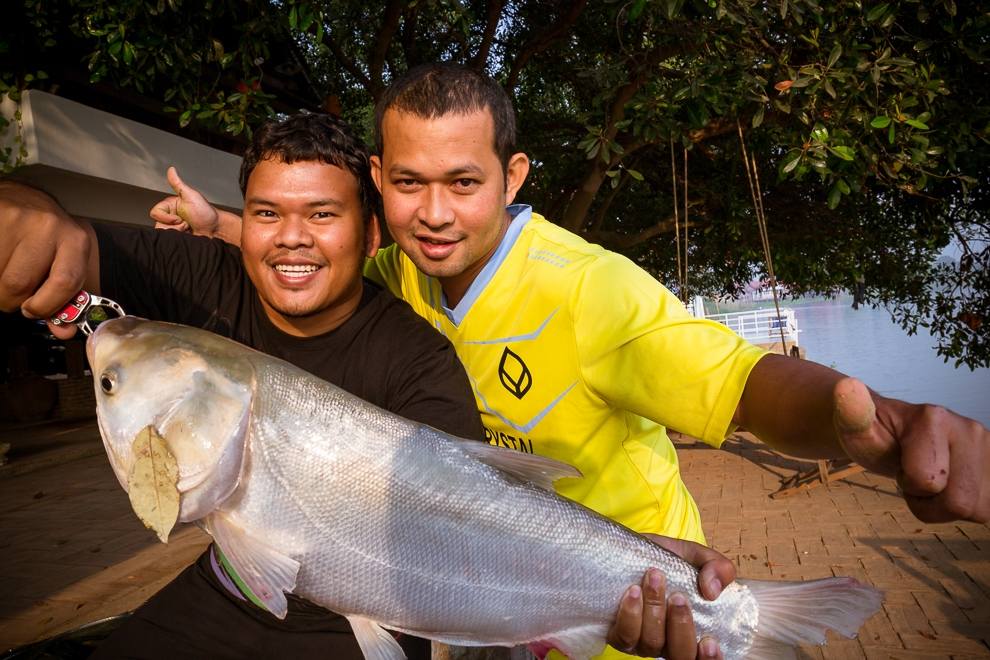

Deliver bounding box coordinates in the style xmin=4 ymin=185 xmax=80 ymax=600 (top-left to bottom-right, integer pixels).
xmin=790 ymin=300 xmax=990 ymax=427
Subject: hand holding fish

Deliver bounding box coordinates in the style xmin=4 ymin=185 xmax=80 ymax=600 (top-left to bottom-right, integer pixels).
xmin=609 ymin=536 xmax=734 ymax=658
xmin=0 ymin=180 xmax=98 ymax=339
xmin=833 ymin=377 xmax=990 ymax=523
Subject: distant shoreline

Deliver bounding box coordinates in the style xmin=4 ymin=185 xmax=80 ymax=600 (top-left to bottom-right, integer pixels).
xmin=704 ymin=294 xmax=853 ymax=314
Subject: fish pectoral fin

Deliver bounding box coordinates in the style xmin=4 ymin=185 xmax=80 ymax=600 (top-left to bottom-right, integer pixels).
xmin=345 ymin=615 xmax=407 ymax=660
xmin=457 ymin=440 xmax=582 ymax=491
xmin=208 ymin=511 xmax=299 ymax=619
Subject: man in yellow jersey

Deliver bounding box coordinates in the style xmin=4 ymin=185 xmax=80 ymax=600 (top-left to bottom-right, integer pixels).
xmin=364 ymin=63 xmax=987 ymax=532
xmin=149 ymin=64 xmax=988 ymax=658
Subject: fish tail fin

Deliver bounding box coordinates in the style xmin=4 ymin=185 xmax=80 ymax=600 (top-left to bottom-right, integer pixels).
xmin=741 ymin=576 xmax=883 ymax=656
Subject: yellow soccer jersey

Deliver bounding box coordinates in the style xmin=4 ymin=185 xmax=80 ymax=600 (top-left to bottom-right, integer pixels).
xmin=366 ymin=206 xmax=766 ymax=544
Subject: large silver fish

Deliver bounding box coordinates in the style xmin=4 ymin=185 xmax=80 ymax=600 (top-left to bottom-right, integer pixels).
xmin=88 ymin=317 xmax=882 ymax=660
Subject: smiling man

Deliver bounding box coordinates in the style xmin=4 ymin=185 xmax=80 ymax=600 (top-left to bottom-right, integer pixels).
xmin=0 ymin=113 xmax=486 ymax=658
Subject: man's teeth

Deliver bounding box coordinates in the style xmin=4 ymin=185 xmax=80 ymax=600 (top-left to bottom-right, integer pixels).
xmin=275 ymin=264 xmax=320 ymax=274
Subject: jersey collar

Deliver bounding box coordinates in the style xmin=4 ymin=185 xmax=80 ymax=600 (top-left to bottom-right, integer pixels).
xmin=441 ymin=204 xmax=532 ymax=326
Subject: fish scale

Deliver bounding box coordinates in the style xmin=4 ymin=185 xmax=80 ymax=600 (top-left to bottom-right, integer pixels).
xmin=89 ymin=317 xmax=883 ymax=660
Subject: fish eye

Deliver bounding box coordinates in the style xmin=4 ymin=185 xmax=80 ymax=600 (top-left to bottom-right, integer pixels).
xmin=100 ymin=371 xmax=117 ymax=394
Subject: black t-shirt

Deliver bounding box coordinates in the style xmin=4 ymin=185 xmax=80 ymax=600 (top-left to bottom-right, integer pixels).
xmin=94 ymin=222 xmax=484 ymax=440
xmin=93 ymin=222 xmax=484 ymax=638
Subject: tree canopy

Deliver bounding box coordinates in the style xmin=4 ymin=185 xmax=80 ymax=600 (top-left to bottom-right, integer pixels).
xmin=3 ymin=0 xmax=988 ymax=366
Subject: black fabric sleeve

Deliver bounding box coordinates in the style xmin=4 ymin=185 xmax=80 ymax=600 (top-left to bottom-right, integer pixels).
xmin=94 ymin=222 xmax=246 ymax=326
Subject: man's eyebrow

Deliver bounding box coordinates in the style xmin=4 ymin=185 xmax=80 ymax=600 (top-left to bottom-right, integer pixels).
xmin=245 ymin=197 xmax=345 ymax=208
xmin=388 ymin=164 xmax=485 ymax=177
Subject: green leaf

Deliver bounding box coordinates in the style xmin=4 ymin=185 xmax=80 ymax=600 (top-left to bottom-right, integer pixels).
xmin=179 ymin=110 xmax=192 ymax=127
xmin=888 ymin=123 xmax=896 ymax=144
xmin=837 ymin=178 xmax=851 ymax=194
xmin=827 ymin=185 xmax=841 ymax=209
xmin=752 ymin=104 xmax=765 ymax=128
xmin=811 ymin=123 xmax=829 ymax=143
xmin=866 ymin=3 xmax=890 ymax=22
xmin=871 ymin=116 xmax=891 ymax=129
xmin=627 ymin=169 xmax=644 ymax=181
xmin=829 ymin=145 xmax=855 ymax=161
xmin=904 ymin=119 xmax=929 ymax=130
xmin=782 ymin=152 xmax=802 ymax=174
xmin=827 ymin=43 xmax=842 ymax=69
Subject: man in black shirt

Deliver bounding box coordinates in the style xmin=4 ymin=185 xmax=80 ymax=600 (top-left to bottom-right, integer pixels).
xmin=87 ymin=114 xmax=488 ymax=659
xmin=0 ymin=113 xmax=734 ymax=659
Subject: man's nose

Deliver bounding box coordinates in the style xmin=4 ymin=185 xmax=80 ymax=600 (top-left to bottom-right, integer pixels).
xmin=274 ymin=217 xmax=314 ymax=248
xmin=418 ymin=186 xmax=454 ymax=229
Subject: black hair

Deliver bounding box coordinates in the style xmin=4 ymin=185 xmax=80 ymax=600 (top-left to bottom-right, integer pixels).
xmin=239 ymin=113 xmax=380 ymax=223
xmin=374 ymin=63 xmax=517 ymax=171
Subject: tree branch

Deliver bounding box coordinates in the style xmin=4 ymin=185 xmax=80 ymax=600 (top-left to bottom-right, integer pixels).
xmin=505 ymin=1 xmax=587 ymax=91
xmin=471 ymin=0 xmax=506 ymax=69
xmin=322 ymin=31 xmax=371 ymax=91
xmin=585 ymin=216 xmax=704 ymax=251
xmin=367 ymin=0 xmax=405 ymax=98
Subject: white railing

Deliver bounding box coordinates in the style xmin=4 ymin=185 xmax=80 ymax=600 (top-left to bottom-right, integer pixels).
xmin=703 ymin=307 xmax=800 ymax=346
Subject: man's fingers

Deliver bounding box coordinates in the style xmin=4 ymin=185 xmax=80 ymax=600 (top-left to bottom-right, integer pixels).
xmin=638 ymin=569 xmax=666 ymax=656
xmin=166 ymin=166 xmax=185 ymax=196
xmin=833 ymin=377 xmax=876 ymax=434
xmin=698 ymin=636 xmax=722 ymax=659
xmin=21 ymin=234 xmax=89 ymax=319
xmin=902 ymin=418 xmax=989 ymax=523
xmin=47 ymin=320 xmax=78 ymax=340
xmin=896 ymin=405 xmax=951 ymax=497
xmin=154 ymin=220 xmax=190 ymax=232
xmin=648 ymin=534 xmax=735 ymax=600
xmin=0 ymin=237 xmax=52 ymax=311
xmin=150 ymin=196 xmax=182 ymax=225
xmin=833 ymin=377 xmax=899 ymax=475
xmin=607 ymin=585 xmax=644 ymax=653
xmin=664 ymin=592 xmax=697 ymax=660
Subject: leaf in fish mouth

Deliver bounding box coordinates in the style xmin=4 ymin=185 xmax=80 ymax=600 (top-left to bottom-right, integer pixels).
xmin=127 ymin=425 xmax=180 ymax=543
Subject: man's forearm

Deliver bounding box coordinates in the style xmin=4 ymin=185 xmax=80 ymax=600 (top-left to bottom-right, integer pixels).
xmin=734 ymin=353 xmax=849 ymax=459
xmin=215 ymin=209 xmax=242 ymax=247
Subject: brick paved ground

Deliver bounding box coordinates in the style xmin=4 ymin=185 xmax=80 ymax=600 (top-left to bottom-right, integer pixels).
xmin=677 ymin=432 xmax=990 ymax=659
xmin=0 ymin=421 xmax=988 ymax=657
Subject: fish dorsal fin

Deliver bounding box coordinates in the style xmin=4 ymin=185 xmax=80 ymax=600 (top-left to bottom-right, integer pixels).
xmin=207 ymin=511 xmax=299 ymax=619
xmin=345 ymin=615 xmax=406 ymax=660
xmin=457 ymin=440 xmax=582 ymax=491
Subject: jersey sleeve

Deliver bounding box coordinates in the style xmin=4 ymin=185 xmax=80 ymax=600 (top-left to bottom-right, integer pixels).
xmin=571 ymin=253 xmax=766 ymax=447
xmin=363 ymin=244 xmax=404 ymax=295
xmin=94 ymin=222 xmax=244 ymax=326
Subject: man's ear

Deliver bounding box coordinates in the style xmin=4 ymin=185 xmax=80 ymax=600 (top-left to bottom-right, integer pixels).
xmin=364 ymin=213 xmax=382 ymax=257
xmin=504 ymin=152 xmax=530 ymax=206
xmin=370 ymin=155 xmax=384 ymax=194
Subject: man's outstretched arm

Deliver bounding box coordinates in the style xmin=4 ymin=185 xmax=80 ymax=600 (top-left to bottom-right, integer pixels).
xmin=735 ymin=353 xmax=989 ymax=523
